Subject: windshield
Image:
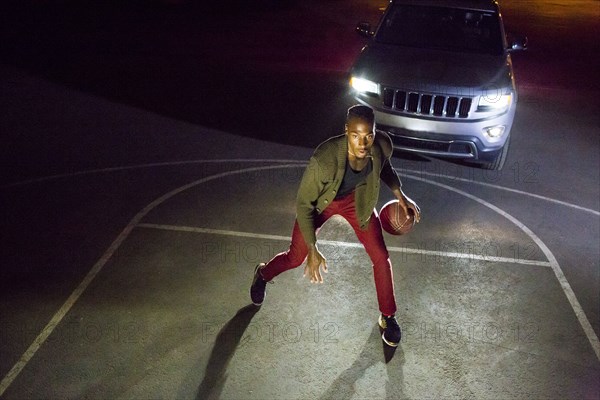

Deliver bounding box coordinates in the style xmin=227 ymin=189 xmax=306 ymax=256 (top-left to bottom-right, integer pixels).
xmin=375 ymin=4 xmax=504 ymax=55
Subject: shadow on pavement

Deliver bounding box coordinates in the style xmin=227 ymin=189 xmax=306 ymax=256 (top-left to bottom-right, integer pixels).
xmin=320 ymin=324 xmax=407 ymax=400
xmin=194 ymin=304 xmax=260 ymax=400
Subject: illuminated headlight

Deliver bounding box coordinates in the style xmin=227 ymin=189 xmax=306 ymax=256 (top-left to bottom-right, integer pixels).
xmin=483 ymin=125 xmax=506 ymax=138
xmin=350 ymin=77 xmax=379 ymax=94
xmin=478 ymin=93 xmax=512 ymax=110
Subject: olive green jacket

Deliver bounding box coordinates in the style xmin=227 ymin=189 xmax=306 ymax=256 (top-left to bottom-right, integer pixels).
xmin=296 ymin=132 xmax=402 ymax=246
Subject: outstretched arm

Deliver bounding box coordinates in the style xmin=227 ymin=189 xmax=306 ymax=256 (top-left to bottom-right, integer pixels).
xmin=296 ymin=156 xmax=330 ymax=283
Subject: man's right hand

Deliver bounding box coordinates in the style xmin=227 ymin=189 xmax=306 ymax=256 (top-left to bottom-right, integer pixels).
xmin=304 ymin=244 xmax=328 ymax=283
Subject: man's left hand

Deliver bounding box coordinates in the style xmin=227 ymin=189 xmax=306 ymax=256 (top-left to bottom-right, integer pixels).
xmin=395 ymin=190 xmax=421 ymax=223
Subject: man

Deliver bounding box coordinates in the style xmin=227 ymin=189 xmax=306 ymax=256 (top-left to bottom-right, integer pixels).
xmin=250 ymin=105 xmax=421 ymax=347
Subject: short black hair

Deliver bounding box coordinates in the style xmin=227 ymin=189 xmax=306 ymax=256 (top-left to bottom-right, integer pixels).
xmin=346 ymin=104 xmax=375 ymax=125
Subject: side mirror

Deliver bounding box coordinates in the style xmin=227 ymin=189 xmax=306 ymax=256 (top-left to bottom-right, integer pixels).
xmin=356 ymin=22 xmax=374 ymax=38
xmin=508 ymin=34 xmax=528 ymax=52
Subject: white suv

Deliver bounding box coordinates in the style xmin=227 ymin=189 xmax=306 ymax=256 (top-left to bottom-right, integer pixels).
xmin=350 ymin=0 xmax=527 ymax=170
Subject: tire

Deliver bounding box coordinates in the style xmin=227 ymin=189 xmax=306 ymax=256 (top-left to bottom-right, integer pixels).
xmin=481 ymin=135 xmax=510 ymax=171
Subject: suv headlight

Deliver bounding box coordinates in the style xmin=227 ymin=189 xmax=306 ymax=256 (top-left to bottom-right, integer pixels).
xmin=478 ymin=93 xmax=512 ymax=110
xmin=350 ymin=77 xmax=379 ymax=95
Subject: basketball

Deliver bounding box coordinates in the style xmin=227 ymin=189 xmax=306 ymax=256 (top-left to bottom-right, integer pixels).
xmin=379 ymin=200 xmax=415 ymax=235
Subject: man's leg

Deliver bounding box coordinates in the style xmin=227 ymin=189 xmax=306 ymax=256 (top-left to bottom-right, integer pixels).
xmin=250 ymin=221 xmax=307 ymax=305
xmin=355 ymin=215 xmax=402 ymax=346
xmin=251 ymin=201 xmax=340 ymax=305
xmin=355 ymin=214 xmax=397 ymax=316
xmin=260 ymin=196 xmax=345 ymax=282
xmin=338 ymin=194 xmax=401 ymax=346
xmin=337 ymin=195 xmax=397 ymax=316
xmin=260 ymin=221 xmax=309 ymax=281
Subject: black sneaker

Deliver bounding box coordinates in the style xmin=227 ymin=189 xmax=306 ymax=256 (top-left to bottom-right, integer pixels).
xmin=378 ymin=314 xmax=401 ymax=347
xmin=250 ymin=263 xmax=268 ymax=306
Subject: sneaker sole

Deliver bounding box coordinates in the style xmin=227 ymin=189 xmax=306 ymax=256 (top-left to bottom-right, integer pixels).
xmin=378 ymin=318 xmax=399 ymax=347
xmin=250 ymin=286 xmax=264 ymax=306
xmin=381 ymin=333 xmax=399 ymax=347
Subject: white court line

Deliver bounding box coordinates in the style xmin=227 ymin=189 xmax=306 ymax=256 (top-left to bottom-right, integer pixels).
xmin=0 ymin=159 xmax=307 ymax=189
xmin=137 ymin=223 xmax=552 ymax=268
xmin=2 ymin=159 xmax=598 ymax=218
xmin=0 ymin=165 xmax=303 ymax=396
xmin=401 ymin=173 xmax=600 ymax=361
xmin=398 ymin=168 xmax=600 ymax=217
xmin=2 ymin=163 xmax=598 ymax=396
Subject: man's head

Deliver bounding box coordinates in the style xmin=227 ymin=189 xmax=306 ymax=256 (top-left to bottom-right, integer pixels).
xmin=345 ymin=105 xmax=375 ymax=160
xmin=346 ymin=104 xmax=375 ymax=127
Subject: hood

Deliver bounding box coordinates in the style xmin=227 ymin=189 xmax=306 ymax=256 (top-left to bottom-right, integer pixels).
xmin=351 ymin=43 xmax=513 ymax=94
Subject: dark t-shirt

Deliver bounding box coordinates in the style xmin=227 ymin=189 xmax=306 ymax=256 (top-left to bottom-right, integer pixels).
xmin=335 ymin=159 xmax=373 ymax=199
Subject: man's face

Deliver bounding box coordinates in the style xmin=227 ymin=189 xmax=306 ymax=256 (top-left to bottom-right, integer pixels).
xmin=346 ymin=116 xmax=375 ymax=160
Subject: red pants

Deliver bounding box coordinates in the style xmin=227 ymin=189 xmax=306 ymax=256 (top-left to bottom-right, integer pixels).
xmin=260 ymin=192 xmax=397 ymax=316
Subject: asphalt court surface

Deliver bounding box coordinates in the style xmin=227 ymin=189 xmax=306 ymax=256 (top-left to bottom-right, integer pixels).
xmin=2 ymin=158 xmax=599 ymax=399
xmin=1 ymin=0 xmax=599 ymax=397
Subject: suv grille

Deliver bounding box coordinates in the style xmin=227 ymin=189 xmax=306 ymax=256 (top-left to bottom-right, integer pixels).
xmin=382 ymin=87 xmax=472 ymax=118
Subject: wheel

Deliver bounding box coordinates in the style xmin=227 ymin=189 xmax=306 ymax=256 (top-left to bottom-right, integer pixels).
xmin=481 ymin=135 xmax=510 ymax=171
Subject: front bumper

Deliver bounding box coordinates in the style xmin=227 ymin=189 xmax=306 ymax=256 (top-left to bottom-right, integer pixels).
xmin=360 ymin=98 xmax=516 ymax=163
xmin=377 ymin=125 xmax=505 ymax=163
